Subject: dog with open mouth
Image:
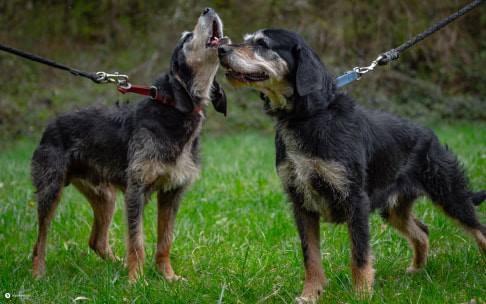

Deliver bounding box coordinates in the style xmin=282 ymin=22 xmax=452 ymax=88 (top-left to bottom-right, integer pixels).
xmin=218 ymin=29 xmax=486 ymax=303
xmin=31 ymin=8 xmax=230 ymax=283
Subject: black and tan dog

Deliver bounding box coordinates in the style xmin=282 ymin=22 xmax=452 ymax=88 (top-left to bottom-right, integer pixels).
xmin=218 ymin=29 xmax=486 ymax=302
xmin=31 ymin=8 xmax=229 ymax=282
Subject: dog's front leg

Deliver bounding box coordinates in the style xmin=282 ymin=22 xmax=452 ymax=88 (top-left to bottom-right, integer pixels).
xmin=291 ymin=192 xmax=327 ymax=303
xmin=347 ymin=191 xmax=374 ymax=295
xmin=155 ymin=188 xmax=184 ymax=281
xmin=125 ymin=180 xmax=149 ymax=283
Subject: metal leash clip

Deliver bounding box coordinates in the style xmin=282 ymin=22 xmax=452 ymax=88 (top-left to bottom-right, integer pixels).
xmin=95 ymin=71 xmax=130 ymax=88
xmin=353 ymin=55 xmax=384 ymax=79
xmin=336 ymin=55 xmax=385 ymax=88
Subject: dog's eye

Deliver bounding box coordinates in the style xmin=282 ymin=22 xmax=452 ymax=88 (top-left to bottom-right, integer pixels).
xmin=181 ymin=31 xmax=193 ymax=43
xmin=255 ymin=39 xmax=268 ymax=48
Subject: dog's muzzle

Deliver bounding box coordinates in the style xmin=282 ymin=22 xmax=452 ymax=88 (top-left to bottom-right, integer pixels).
xmin=201 ymin=8 xmax=230 ymax=48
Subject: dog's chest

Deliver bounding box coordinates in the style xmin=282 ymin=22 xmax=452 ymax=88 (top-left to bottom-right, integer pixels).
xmin=153 ymin=143 xmax=200 ymax=191
xmin=276 ymin=128 xmax=349 ymax=221
xmin=131 ymin=122 xmax=202 ymax=191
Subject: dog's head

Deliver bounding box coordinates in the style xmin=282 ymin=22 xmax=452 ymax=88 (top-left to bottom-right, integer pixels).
xmin=218 ymin=29 xmax=335 ymax=116
xmin=169 ymin=8 xmax=230 ymax=115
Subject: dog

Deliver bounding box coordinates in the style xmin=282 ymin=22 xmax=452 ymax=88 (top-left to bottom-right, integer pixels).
xmin=218 ymin=29 xmax=486 ymax=302
xmin=31 ymin=7 xmax=229 ymax=282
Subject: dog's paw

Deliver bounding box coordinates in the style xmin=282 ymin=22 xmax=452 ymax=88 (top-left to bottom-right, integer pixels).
xmin=32 ymin=269 xmax=45 ymax=280
xmin=353 ymin=280 xmax=374 ymax=299
xmin=295 ymin=296 xmax=317 ymax=304
xmin=100 ymin=250 xmax=121 ymax=263
xmin=128 ymin=268 xmax=144 ymax=284
xmin=32 ymin=257 xmax=46 ymax=279
xmin=406 ymin=266 xmax=422 ymax=274
xmin=353 ymin=281 xmax=374 ymax=299
xmin=103 ymin=251 xmax=122 ymax=263
xmin=128 ymin=275 xmax=138 ymax=285
xmin=165 ymin=274 xmax=187 ymax=283
xmin=128 ymin=277 xmax=148 ymax=287
xmin=105 ymin=250 xmax=118 ymax=262
xmin=354 ymin=288 xmax=373 ymax=300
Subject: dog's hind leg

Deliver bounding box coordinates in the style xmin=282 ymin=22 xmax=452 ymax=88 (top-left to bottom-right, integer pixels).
xmin=155 ymin=188 xmax=184 ymax=282
xmin=420 ymin=140 xmax=486 ymax=256
xmin=31 ymin=146 xmax=66 ymax=278
xmin=382 ymin=198 xmax=429 ymax=273
xmin=433 ymin=195 xmax=486 ymax=256
xmin=72 ymin=180 xmax=117 ymax=260
xmin=433 ymin=191 xmax=486 ymax=255
xmin=32 ymin=187 xmax=63 ymax=278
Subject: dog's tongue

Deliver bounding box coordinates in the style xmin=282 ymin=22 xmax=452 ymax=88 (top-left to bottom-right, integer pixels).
xmin=209 ymin=37 xmax=220 ymax=47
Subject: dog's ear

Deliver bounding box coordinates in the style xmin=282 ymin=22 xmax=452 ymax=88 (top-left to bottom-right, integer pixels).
xmin=294 ymin=45 xmax=324 ymax=96
xmin=210 ymin=80 xmax=227 ymax=116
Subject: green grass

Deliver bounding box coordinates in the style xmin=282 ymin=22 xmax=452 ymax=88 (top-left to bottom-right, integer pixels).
xmin=0 ymin=124 xmax=485 ymax=303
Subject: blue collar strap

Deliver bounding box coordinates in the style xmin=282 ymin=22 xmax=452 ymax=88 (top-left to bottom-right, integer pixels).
xmin=335 ymin=70 xmax=361 ymax=88
xmin=335 ymin=55 xmax=383 ymax=88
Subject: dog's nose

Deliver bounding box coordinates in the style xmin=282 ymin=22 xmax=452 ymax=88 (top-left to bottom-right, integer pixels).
xmin=218 ymin=45 xmax=232 ymax=57
xmin=202 ymin=7 xmax=213 ymax=15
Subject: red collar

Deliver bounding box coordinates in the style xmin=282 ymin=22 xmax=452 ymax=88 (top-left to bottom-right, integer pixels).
xmin=117 ymin=84 xmax=203 ymax=114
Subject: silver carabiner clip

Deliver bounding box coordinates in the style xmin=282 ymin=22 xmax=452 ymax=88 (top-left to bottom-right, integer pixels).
xmin=353 ymin=55 xmax=384 ymax=78
xmin=95 ymin=71 xmax=129 ymax=87
xmin=95 ymin=71 xmax=109 ymax=83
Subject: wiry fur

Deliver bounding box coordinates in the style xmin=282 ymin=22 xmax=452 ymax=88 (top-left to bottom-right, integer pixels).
xmin=31 ymin=8 xmax=228 ymax=282
xmin=218 ymin=28 xmax=486 ymax=303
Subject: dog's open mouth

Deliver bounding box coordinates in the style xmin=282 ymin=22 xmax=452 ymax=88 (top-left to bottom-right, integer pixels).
xmin=225 ymin=70 xmax=270 ymax=82
xmin=207 ymin=20 xmax=222 ymax=48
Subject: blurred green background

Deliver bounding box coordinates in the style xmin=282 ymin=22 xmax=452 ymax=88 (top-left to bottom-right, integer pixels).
xmin=0 ymin=0 xmax=485 ymax=143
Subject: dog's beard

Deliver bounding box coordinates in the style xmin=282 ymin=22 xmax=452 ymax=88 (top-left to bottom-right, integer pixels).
xmin=223 ymin=52 xmax=288 ymax=85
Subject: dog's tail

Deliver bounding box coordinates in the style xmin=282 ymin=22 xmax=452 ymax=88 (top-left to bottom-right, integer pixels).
xmin=471 ymin=190 xmax=486 ymax=206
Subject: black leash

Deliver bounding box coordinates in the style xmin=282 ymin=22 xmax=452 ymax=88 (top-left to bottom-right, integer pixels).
xmin=0 ymin=43 xmax=102 ymax=83
xmin=378 ymin=0 xmax=484 ymax=65
xmin=0 ymin=42 xmax=168 ymax=100
xmin=336 ymin=0 xmax=484 ymax=88
xmin=0 ymin=42 xmax=135 ymax=87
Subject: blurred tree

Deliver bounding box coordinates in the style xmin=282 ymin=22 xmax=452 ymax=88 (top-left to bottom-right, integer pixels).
xmin=0 ymin=0 xmax=484 ymax=141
